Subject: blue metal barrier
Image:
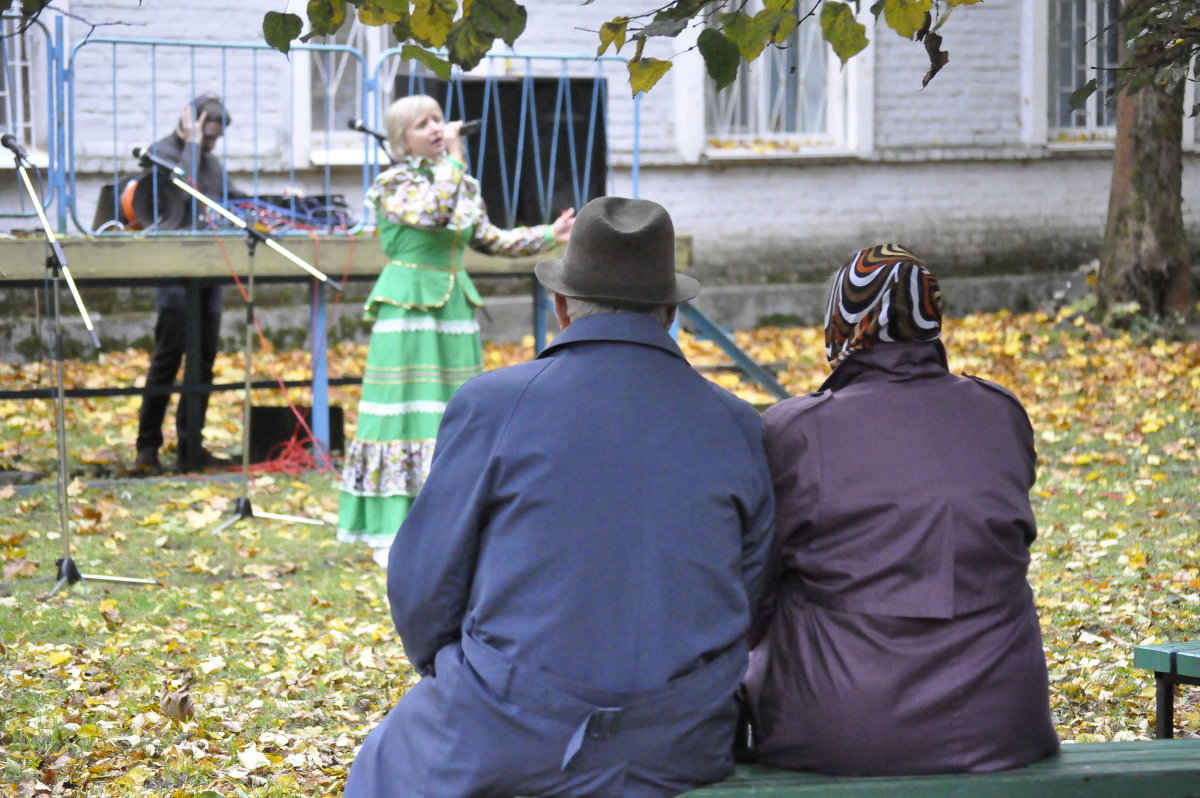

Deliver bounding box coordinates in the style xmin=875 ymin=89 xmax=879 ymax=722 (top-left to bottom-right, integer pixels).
xmin=65 ymin=35 xmax=370 ymax=236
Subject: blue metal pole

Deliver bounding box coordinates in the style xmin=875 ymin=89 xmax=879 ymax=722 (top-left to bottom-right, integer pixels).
xmin=53 ymin=15 xmax=67 ymax=230
xmin=679 ymin=303 xmax=789 ymax=400
xmin=632 ymin=91 xmax=641 ymax=199
xmin=533 ymin=282 xmax=547 ymax=355
xmin=310 ymin=282 xmax=330 ymax=459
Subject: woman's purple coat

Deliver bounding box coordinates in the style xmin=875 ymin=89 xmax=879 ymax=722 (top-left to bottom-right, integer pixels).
xmin=747 ymin=342 xmax=1059 ymax=775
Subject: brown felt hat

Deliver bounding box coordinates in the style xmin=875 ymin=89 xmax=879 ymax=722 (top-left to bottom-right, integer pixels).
xmin=535 ymin=196 xmax=700 ymax=309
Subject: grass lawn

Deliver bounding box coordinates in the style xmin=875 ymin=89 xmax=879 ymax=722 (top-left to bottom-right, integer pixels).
xmin=1 ymin=308 xmax=1197 ymax=796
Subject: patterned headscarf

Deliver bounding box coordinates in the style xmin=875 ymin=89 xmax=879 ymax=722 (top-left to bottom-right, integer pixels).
xmin=823 ymin=244 xmax=942 ymax=364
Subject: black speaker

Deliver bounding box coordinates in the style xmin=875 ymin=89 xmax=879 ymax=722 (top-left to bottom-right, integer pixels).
xmin=394 ymin=73 xmax=607 ymax=228
xmin=249 ymin=405 xmax=345 ymax=464
xmin=93 ymin=171 xmax=189 ymax=231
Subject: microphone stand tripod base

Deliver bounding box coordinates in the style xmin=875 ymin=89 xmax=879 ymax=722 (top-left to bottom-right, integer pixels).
xmin=213 ymin=496 xmax=327 ymax=534
xmin=42 ymin=557 xmax=160 ymax=600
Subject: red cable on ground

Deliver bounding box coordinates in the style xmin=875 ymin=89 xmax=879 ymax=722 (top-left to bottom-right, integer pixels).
xmin=201 ymin=211 xmax=353 ymax=477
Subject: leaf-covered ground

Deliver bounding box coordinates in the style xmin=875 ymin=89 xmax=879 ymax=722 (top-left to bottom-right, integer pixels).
xmin=1 ymin=309 xmax=1197 ymax=796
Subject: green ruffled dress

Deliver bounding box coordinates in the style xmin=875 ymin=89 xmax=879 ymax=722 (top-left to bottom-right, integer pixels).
xmin=336 ymin=157 xmax=554 ymax=551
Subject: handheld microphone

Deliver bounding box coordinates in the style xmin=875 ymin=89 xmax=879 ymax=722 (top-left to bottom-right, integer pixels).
xmin=1 ymin=133 xmax=29 ymax=162
xmin=132 ymin=146 xmax=187 ymax=178
xmin=459 ymin=119 xmax=482 ymax=136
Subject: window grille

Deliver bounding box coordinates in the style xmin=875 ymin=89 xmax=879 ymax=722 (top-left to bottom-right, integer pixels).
xmin=1048 ymin=0 xmax=1120 ymax=138
xmin=309 ymin=18 xmax=396 ymax=152
xmin=0 ymin=15 xmax=48 ymax=152
xmin=705 ymin=2 xmax=831 ymax=150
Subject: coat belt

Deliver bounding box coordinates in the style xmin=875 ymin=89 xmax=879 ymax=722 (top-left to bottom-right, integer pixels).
xmin=460 ymin=633 xmax=744 ymax=769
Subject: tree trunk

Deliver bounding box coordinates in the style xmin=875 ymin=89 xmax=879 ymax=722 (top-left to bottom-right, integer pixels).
xmin=1098 ymin=75 xmax=1192 ymax=319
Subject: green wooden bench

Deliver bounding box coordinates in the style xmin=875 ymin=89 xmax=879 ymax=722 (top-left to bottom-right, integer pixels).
xmin=1134 ymin=642 xmax=1200 ymax=738
xmin=682 ymin=740 xmax=1200 ymax=797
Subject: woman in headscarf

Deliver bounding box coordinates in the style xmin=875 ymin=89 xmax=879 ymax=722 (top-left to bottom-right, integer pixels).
xmin=336 ymin=95 xmax=574 ymax=567
xmin=744 ymin=244 xmax=1059 ymax=774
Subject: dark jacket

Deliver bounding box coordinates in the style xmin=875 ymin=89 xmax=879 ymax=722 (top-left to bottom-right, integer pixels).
xmin=344 ymin=312 xmax=776 ymax=798
xmin=746 ymin=341 xmax=1059 ymax=775
xmin=148 ymin=131 xmax=244 ymax=314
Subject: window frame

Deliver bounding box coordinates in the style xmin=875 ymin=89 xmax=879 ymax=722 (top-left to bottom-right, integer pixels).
xmin=0 ymin=12 xmax=55 ymax=169
xmin=674 ymin=4 xmax=872 ymax=163
xmin=291 ymin=18 xmax=393 ymax=167
xmin=1025 ymin=0 xmax=1199 ymax=151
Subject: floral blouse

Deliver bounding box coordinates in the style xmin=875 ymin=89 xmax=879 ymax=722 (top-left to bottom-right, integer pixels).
xmin=361 ymin=155 xmax=558 ymax=317
xmin=366 ymin=155 xmax=553 ymax=257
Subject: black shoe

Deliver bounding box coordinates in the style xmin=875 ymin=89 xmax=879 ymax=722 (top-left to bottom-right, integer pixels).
xmin=133 ymin=447 xmax=162 ymax=474
xmin=178 ymin=447 xmax=232 ymax=472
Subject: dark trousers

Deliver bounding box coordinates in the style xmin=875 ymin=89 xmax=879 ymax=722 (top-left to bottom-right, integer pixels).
xmin=136 ymin=303 xmax=221 ymax=456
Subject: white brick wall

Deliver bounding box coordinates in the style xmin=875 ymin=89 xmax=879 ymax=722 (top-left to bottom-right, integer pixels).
xmin=638 ymin=152 xmax=1200 ymax=281
xmin=872 ymin=0 xmax=1025 ymax=150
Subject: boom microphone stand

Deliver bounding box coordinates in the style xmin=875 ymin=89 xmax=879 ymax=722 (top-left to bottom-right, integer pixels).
xmin=0 ymin=134 xmax=158 ymax=598
xmin=134 ymin=148 xmax=339 ymax=534
xmin=349 ymin=118 xmax=395 ymax=165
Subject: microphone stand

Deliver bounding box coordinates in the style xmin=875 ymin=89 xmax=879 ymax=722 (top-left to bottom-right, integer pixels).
xmin=135 ymin=149 xmax=339 ymax=534
xmin=348 ymin=118 xmax=395 ymax=165
xmin=1 ymin=139 xmax=158 ymax=598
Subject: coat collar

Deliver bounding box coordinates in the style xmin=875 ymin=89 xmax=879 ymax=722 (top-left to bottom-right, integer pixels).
xmin=820 ymin=340 xmax=949 ymax=392
xmin=537 ymin=313 xmax=685 ymax=361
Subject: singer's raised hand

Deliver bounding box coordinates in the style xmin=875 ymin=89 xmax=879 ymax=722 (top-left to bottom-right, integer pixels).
xmin=176 ymin=103 xmax=203 ymax=144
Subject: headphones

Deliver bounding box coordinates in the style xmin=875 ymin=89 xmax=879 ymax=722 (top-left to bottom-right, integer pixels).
xmin=192 ymin=93 xmax=232 ymax=127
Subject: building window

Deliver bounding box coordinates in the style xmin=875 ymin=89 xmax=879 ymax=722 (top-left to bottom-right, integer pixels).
xmin=0 ymin=14 xmax=50 ymax=156
xmin=303 ymin=17 xmax=398 ymax=163
xmin=705 ymin=3 xmax=844 ymax=153
xmin=1048 ymin=0 xmax=1120 ymax=139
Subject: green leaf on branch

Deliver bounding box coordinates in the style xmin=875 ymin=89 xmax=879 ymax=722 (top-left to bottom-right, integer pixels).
xmin=597 ymin=18 xmax=628 ymax=56
xmin=821 ymin=2 xmax=868 ymax=65
xmin=698 ymin=28 xmax=741 ymax=90
xmin=640 ymin=15 xmax=689 ymax=38
xmin=411 ymin=0 xmax=456 ymax=47
xmin=637 ymin=0 xmax=706 ymax=39
xmin=358 ymin=0 xmax=407 ymax=26
xmin=884 ymin=0 xmax=931 ymax=39
xmin=18 ymin=0 xmax=52 ymax=16
xmin=264 ymin=11 xmax=304 ymax=54
xmin=654 ymin=0 xmax=707 ymax=22
xmin=720 ymin=11 xmax=769 ymax=61
xmin=869 ymin=0 xmax=885 ymax=19
xmin=467 ymin=0 xmax=526 ymax=47
xmin=771 ymin=11 xmax=799 ymax=45
xmin=920 ymin=30 xmax=948 ymax=87
xmin=400 ymin=43 xmax=453 ymax=80
xmin=446 ymin=17 xmax=495 ymax=72
xmin=627 ymin=56 xmax=672 ymax=96
xmin=1068 ymin=79 xmax=1099 ymax=111
xmin=307 ymin=0 xmax=347 ymax=36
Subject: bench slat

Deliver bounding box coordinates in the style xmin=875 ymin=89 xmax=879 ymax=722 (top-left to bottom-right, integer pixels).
xmin=683 ymin=740 xmax=1200 ymax=798
xmin=1133 ymin=642 xmax=1200 ymax=673
xmin=1176 ymin=650 xmax=1200 ymax=680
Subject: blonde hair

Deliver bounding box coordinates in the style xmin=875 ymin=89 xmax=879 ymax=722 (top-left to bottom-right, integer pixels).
xmin=385 ymin=94 xmax=442 ymax=159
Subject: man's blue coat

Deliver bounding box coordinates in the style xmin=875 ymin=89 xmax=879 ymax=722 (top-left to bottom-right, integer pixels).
xmin=343 ymin=312 xmax=775 ymax=798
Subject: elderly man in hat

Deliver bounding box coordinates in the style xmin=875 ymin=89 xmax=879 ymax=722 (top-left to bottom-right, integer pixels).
xmin=343 ymin=196 xmax=775 ymax=798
